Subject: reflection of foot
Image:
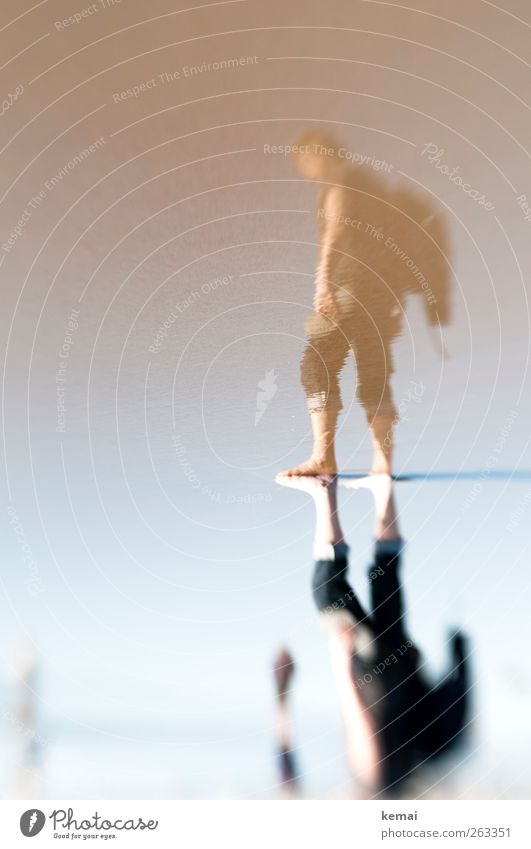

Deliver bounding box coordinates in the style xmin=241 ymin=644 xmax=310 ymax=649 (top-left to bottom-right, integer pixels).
xmin=340 ymin=473 xmax=394 ymax=521
xmin=339 ymin=472 xmax=392 ymax=493
xmin=275 ymin=472 xmax=336 ymax=495
xmin=280 ymin=456 xmax=337 ymax=476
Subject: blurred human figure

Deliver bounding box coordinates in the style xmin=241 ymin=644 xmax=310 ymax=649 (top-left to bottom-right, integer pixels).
xmin=276 ymin=473 xmax=469 ymax=797
xmin=273 ymin=646 xmax=298 ymax=794
xmin=283 ymin=129 xmax=452 ymax=475
xmin=9 ymin=640 xmax=43 ymax=798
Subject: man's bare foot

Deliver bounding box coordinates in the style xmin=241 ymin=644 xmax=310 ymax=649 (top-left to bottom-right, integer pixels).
xmin=282 ymin=410 xmax=339 ymax=476
xmin=275 ymin=472 xmax=336 ymax=495
xmin=280 ymin=456 xmax=337 ymax=477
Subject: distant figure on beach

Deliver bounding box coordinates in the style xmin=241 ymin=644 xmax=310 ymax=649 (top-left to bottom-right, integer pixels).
xmin=10 ymin=640 xmax=43 ymax=798
xmin=276 ymin=472 xmax=470 ymax=797
xmin=283 ymin=129 xmax=452 ymax=476
xmin=273 ymin=646 xmax=298 ymax=794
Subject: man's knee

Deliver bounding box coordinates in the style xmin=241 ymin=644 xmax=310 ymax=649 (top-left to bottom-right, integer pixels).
xmin=357 ymin=384 xmax=395 ymax=420
xmin=311 ymin=560 xmax=350 ymax=613
xmin=301 ymin=349 xmax=343 ymax=412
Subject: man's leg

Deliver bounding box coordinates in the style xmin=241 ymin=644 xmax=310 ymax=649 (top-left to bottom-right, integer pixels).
xmin=350 ymin=314 xmax=397 ymax=475
xmin=275 ymin=474 xmax=381 ymax=790
xmin=339 ymin=474 xmax=417 ymax=791
xmin=340 ymin=475 xmax=407 ymax=648
xmin=275 ymin=473 xmax=365 ymax=621
xmin=283 ymin=312 xmax=349 ymax=476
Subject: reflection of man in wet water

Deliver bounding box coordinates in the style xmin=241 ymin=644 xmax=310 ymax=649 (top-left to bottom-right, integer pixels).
xmin=276 ymin=472 xmax=469 ymax=796
xmin=284 ymin=130 xmax=452 ymax=476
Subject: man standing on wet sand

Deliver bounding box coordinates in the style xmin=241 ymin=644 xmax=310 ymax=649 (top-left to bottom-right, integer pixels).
xmin=283 ymin=129 xmax=452 ymax=477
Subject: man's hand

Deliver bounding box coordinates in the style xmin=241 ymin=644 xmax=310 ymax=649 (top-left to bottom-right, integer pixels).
xmin=314 ymin=284 xmax=337 ymax=319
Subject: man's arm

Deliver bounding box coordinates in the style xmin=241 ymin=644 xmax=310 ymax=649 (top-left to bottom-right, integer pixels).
xmin=314 ymin=187 xmax=344 ymax=318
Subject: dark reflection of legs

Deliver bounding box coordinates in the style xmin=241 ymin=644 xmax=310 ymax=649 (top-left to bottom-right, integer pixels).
xmin=366 ymin=480 xmax=407 ymax=649
xmin=276 ymin=473 xmax=382 ymax=791
xmin=276 ymin=472 xmax=471 ymax=797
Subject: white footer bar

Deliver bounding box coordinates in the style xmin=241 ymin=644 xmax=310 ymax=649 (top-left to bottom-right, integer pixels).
xmin=1 ymin=800 xmax=529 ymax=848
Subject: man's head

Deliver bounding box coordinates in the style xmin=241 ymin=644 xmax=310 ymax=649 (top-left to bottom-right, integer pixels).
xmin=292 ymin=129 xmax=348 ymax=182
